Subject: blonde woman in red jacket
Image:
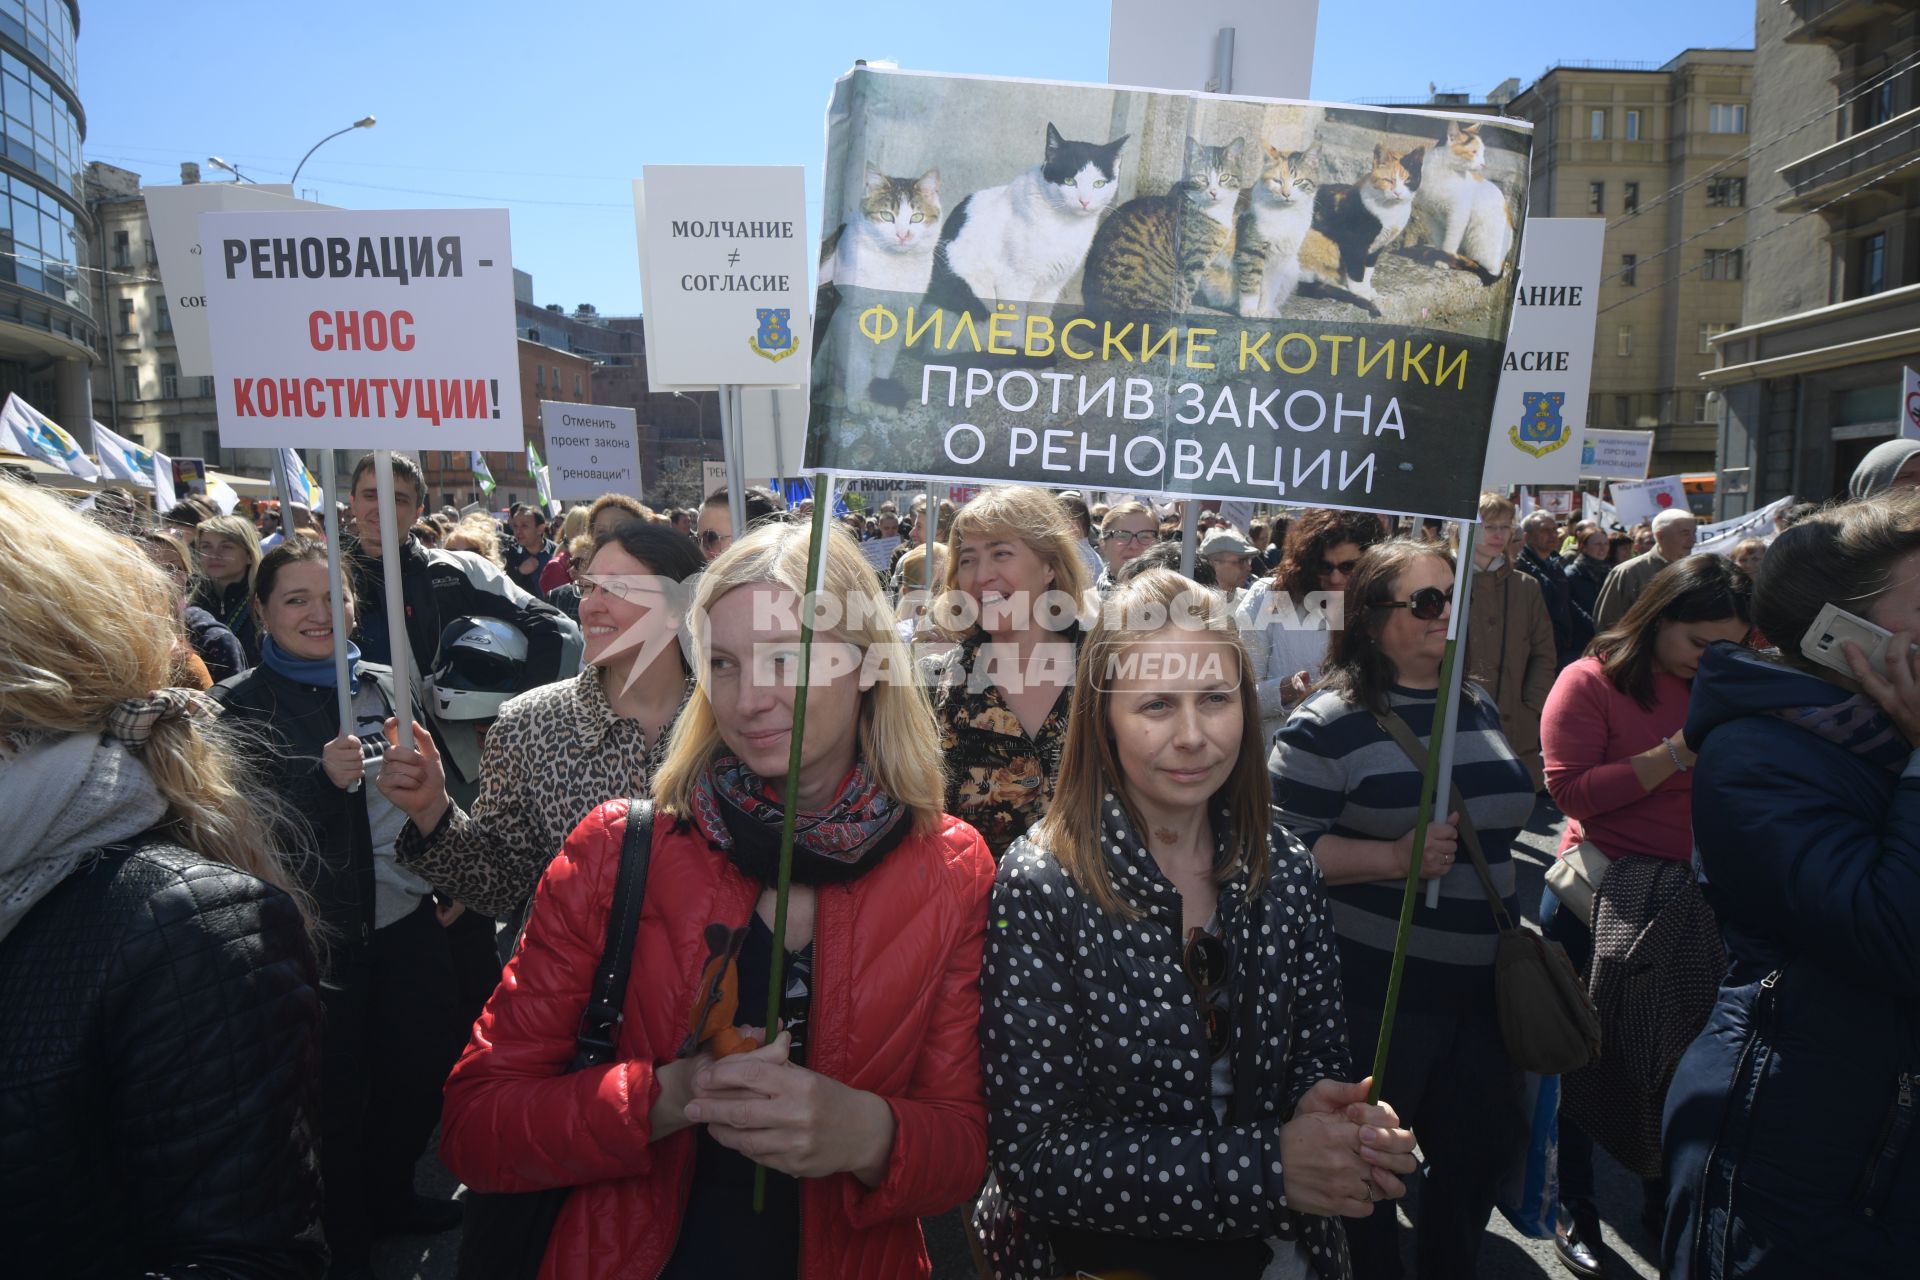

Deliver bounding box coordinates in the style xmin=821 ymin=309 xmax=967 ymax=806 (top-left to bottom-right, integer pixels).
xmin=439 ymin=521 xmax=994 ymax=1280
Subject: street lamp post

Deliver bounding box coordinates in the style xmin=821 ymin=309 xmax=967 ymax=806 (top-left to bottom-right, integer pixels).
xmin=290 ymin=116 xmax=377 ymax=187
xmin=206 ymin=156 xmax=252 ymax=183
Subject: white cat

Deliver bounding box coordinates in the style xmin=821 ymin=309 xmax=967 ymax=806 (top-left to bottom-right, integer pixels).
xmin=1233 ymin=145 xmax=1318 ymax=318
xmin=1415 ymin=120 xmax=1514 ymax=282
xmin=927 ymin=123 xmax=1130 ymax=311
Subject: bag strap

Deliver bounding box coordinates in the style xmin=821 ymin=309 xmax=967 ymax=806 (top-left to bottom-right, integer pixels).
xmin=570 ymin=799 xmax=655 ymax=1071
xmin=1372 ymin=710 xmax=1515 ymax=934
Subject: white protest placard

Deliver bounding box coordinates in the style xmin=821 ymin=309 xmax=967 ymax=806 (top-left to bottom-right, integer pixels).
xmin=1903 ymin=366 xmax=1920 ymax=441
xmin=1481 ymin=218 xmax=1606 ymax=489
xmin=702 ymin=460 xmax=728 ymax=498
xmin=539 ymin=401 xmax=639 ymax=501
xmin=1695 ymin=495 xmax=1794 ymax=557
xmin=201 ymin=208 xmax=523 ymax=451
xmin=145 ymin=184 xmax=328 ymax=378
xmin=1610 ymin=474 xmax=1689 ymax=526
xmin=859 ymin=535 xmax=903 ymax=571
xmin=633 ymin=167 xmax=811 ymax=389
xmin=1580 ymin=427 xmax=1654 ymax=481
xmin=734 ymin=386 xmax=809 ymax=481
xmin=1540 ymin=488 xmax=1574 ymax=517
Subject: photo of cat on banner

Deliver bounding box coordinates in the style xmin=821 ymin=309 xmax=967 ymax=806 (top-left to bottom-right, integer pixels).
xmin=808 ymin=66 xmax=1531 ymax=521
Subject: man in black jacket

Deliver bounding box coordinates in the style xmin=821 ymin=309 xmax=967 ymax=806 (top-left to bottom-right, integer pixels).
xmin=344 ymin=452 xmax=576 ymax=695
xmin=1516 ymin=509 xmax=1576 ymax=668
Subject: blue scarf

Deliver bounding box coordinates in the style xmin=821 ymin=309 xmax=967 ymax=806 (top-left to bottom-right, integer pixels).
xmin=260 ymin=633 xmax=362 ymax=694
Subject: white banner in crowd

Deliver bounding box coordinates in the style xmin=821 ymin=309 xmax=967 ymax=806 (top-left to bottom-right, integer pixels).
xmin=540 ymin=401 xmax=639 ymax=500
xmin=1579 ymin=490 xmax=1623 ymax=530
xmin=1480 ymin=218 xmax=1607 ymax=489
xmin=145 ymin=183 xmax=327 ymax=378
xmin=0 ymin=393 xmax=97 ymax=480
xmin=633 ymin=166 xmax=811 ymax=389
xmin=1610 ymin=474 xmax=1689 ymax=526
xmin=1580 ymin=427 xmax=1654 ymax=481
xmin=1694 ymin=494 xmax=1795 ymax=557
xmin=859 ymin=536 xmax=903 ymax=571
xmin=91 ymin=419 xmax=160 ymax=488
xmin=152 ymin=452 xmax=177 ymax=511
xmin=200 ymin=208 xmax=524 ymax=451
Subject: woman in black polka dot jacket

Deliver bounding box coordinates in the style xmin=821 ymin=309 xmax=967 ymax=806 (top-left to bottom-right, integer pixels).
xmin=974 ymin=570 xmax=1417 ymax=1280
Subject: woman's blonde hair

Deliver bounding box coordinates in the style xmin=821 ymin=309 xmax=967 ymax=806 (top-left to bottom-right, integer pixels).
xmin=1099 ymin=499 xmax=1157 ymax=537
xmin=557 ymin=505 xmax=592 ymax=545
xmin=941 ymin=487 xmax=1092 ymax=638
xmin=195 ymin=513 xmax=263 ymax=589
xmin=0 ymin=478 xmax=310 ymax=931
xmin=443 ymin=514 xmax=505 ymax=568
xmin=1037 ymin=568 xmax=1271 ymax=918
xmin=651 ymin=520 xmax=946 ymax=832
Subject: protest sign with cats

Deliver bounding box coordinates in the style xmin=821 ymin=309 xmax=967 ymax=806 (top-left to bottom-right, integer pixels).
xmin=806 ymin=66 xmax=1532 ymax=521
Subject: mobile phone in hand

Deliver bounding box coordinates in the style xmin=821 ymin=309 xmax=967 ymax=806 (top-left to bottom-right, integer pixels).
xmin=1799 ymin=601 xmax=1916 ymax=680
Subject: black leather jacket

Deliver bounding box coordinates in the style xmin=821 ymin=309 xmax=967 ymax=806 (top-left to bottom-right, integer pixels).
xmin=0 ymin=840 xmax=325 ymax=1278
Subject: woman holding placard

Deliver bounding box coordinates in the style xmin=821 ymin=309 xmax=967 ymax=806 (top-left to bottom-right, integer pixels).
xmin=438 ymin=521 xmax=993 ymax=1279
xmin=1270 ymin=539 xmax=1534 ymax=1279
xmin=974 ymin=568 xmax=1417 ymax=1280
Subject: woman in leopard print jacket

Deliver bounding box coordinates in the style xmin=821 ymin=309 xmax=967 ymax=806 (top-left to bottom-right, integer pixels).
xmin=378 ymin=520 xmax=702 ymax=919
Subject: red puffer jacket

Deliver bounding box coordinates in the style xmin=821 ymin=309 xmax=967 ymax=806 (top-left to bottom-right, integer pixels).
xmin=440 ymin=797 xmax=994 ymax=1280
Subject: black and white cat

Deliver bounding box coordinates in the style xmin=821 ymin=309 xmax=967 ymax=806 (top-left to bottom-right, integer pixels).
xmin=925 ymin=123 xmax=1130 ymax=314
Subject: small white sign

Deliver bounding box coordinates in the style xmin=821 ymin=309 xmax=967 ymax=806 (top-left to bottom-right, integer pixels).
xmin=145 ymin=184 xmax=327 ymax=378
xmin=201 ymin=208 xmax=523 ymax=452
xmin=1481 ymin=219 xmax=1606 ymax=488
xmin=1580 ymin=427 xmax=1654 ymax=481
xmin=634 ymin=167 xmax=811 ymax=389
xmin=1903 ymin=366 xmax=1920 ymax=441
xmin=702 ymin=460 xmax=728 ymax=499
xmin=1610 ymin=474 xmax=1689 ymax=526
xmin=540 ymin=401 xmax=639 ymax=500
xmin=859 ymin=535 xmax=903 ymax=570
xmin=1540 ymin=488 xmax=1574 ymax=517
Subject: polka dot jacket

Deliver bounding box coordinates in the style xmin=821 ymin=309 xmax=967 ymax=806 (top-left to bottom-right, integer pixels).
xmin=973 ymin=794 xmax=1354 ymax=1279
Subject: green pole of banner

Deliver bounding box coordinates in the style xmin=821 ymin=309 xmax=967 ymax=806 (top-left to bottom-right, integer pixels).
xmin=1368 ymin=522 xmax=1473 ymax=1104
xmin=754 ymin=472 xmax=832 ymax=1212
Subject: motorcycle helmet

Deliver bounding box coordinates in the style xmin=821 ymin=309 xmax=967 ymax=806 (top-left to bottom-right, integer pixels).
xmin=425 ymin=616 xmax=528 ymax=723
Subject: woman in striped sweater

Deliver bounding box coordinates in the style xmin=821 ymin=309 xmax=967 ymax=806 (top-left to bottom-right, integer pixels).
xmin=1269 ymin=538 xmax=1535 ymax=1280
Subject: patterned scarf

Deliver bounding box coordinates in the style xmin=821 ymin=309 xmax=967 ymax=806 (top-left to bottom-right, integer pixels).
xmin=691 ymin=754 xmax=909 ymax=885
xmin=1770 ymin=695 xmax=1911 ymax=775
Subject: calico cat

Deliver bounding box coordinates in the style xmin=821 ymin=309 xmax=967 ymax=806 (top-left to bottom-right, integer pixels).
xmin=1231 ymin=145 xmax=1317 ymax=318
xmin=819 ymin=166 xmax=943 ymax=293
xmin=1411 ymin=120 xmax=1514 ymax=284
xmin=1080 ymin=136 xmax=1245 ymax=319
xmin=1297 ymin=144 xmax=1420 ymax=318
xmin=818 ymin=167 xmax=941 ymax=406
xmin=925 ymin=123 xmax=1131 ymax=315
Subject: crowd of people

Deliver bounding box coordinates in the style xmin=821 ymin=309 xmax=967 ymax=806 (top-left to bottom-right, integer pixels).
xmin=2 ymin=449 xmax=1916 ymax=1280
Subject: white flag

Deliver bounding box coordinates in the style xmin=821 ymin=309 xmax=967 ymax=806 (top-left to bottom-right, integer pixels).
xmin=91 ymin=420 xmax=159 ymax=488
xmin=207 ymin=478 xmax=241 ymax=515
xmin=153 ymin=453 xmax=177 ymax=512
xmin=0 ymin=393 xmax=98 ymax=480
xmin=273 ymin=447 xmax=321 ymax=510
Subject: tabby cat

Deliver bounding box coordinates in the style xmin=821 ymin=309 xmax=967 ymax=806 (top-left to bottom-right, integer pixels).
xmin=818 ymin=167 xmax=942 ymax=404
xmin=1412 ymin=120 xmax=1513 ymax=284
xmin=1232 ymin=145 xmax=1317 ymax=318
xmin=1297 ymin=144 xmax=1421 ymax=318
xmin=925 ymin=123 xmax=1130 ymax=315
xmin=1080 ymin=136 xmax=1246 ymax=319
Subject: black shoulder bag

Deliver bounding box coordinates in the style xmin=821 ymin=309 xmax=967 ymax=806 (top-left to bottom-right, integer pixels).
xmin=454 ymin=799 xmax=655 ymax=1280
xmin=1374 ymin=713 xmax=1601 ymax=1075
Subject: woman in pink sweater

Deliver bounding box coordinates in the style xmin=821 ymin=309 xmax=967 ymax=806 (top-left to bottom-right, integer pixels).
xmin=1538 ymin=554 xmax=1752 ymax=1278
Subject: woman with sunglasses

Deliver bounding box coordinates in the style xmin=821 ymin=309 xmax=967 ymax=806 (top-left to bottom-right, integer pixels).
xmin=1095 ymin=500 xmax=1160 ymax=594
xmin=975 ymin=568 xmax=1418 ymax=1280
xmin=1269 ymin=539 xmax=1534 ymax=1280
xmin=1237 ymin=509 xmax=1387 ymax=749
xmin=378 ymin=519 xmax=703 ymax=922
xmin=440 ymin=522 xmax=992 ymax=1279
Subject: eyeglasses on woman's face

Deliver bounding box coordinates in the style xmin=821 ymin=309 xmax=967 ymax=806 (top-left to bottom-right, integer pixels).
xmin=1102 ymin=528 xmax=1154 ymax=547
xmin=1315 ymin=557 xmax=1360 ymax=579
xmin=1373 ymin=585 xmax=1452 ymax=621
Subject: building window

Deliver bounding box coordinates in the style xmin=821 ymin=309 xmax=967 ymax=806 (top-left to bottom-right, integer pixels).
xmin=1857 ymin=231 xmax=1888 ymax=297
xmin=1708 ymin=103 xmax=1747 ymax=134
xmin=1621 ymin=253 xmax=1638 ymax=286
xmin=161 ymin=363 xmax=178 ymax=399
xmin=123 ymin=366 xmax=140 ymax=401
xmin=1589 ymin=109 xmax=1607 ymax=140
xmin=156 ymin=296 xmax=172 ymax=334
xmin=198 ymin=376 xmax=215 ymax=398
xmin=205 ymin=429 xmax=220 ymax=458
xmin=1699 ymin=321 xmax=1731 ymax=353
xmin=1858 ymin=81 xmax=1896 ymax=132
xmin=163 ymin=431 xmax=182 ymax=457
xmin=1617 ymin=325 xmax=1633 ymax=357
xmin=574 ymin=372 xmax=583 ymax=397
xmin=117 ymin=296 xmax=134 ymax=329
xmin=144 ymin=239 xmax=157 ymax=268
xmin=1697 ymin=393 xmax=1718 ymax=423
xmin=535 ymin=365 xmax=544 ymax=390
xmin=527 ymin=326 xmax=540 ymax=344
xmin=1615 ymin=395 xmax=1631 ymax=427
xmin=1703 ymin=248 xmax=1744 ymax=281
xmin=1588 ymin=181 xmax=1606 ymax=213
xmin=1706 ymin=176 xmax=1746 ymax=207
xmin=112 ymin=230 xmax=131 ymax=269
xmin=1625 ymin=110 xmax=1641 ymax=141
xmin=1624 ymin=182 xmax=1639 ymax=214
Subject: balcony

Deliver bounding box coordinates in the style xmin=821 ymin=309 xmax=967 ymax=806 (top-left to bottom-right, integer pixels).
xmin=1779 ymin=105 xmax=1920 ymax=210
xmin=1785 ymin=0 xmax=1915 ymax=46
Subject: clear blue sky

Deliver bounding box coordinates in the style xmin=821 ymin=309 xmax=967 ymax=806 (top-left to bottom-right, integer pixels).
xmin=79 ymin=0 xmax=1753 ymax=316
